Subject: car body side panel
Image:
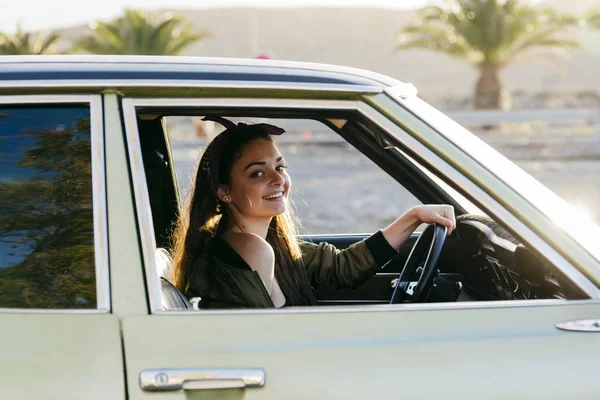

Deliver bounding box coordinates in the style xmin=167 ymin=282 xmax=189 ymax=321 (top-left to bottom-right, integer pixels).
xmin=104 ymin=93 xmax=149 ymax=318
xmin=123 ymin=301 xmax=600 ymax=399
xmin=0 ymin=313 xmax=125 ymax=399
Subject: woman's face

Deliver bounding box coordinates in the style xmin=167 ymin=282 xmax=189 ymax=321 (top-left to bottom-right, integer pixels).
xmin=221 ymin=138 xmax=291 ymax=220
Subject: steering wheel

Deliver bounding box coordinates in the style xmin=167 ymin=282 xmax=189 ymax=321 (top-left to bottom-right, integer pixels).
xmin=389 ymin=223 xmax=447 ymax=304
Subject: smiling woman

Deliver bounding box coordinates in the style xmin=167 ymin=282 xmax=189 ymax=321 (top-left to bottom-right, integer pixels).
xmin=170 ymin=116 xmax=456 ymax=309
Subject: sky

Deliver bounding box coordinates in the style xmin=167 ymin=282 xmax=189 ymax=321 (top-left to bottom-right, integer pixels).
xmin=0 ymin=0 xmax=429 ymax=33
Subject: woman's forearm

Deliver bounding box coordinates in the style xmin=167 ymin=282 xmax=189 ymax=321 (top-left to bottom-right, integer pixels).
xmin=381 ymin=207 xmax=421 ymax=250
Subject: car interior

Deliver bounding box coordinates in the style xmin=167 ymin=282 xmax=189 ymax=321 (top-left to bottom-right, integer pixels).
xmin=134 ymin=107 xmax=589 ymax=311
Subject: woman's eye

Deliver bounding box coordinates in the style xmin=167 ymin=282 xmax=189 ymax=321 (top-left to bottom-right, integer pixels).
xmin=250 ymin=170 xmax=264 ymax=178
xmin=276 ymin=165 xmax=287 ymax=172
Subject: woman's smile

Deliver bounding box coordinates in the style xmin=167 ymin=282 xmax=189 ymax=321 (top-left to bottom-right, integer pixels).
xmin=263 ymin=191 xmax=284 ymax=201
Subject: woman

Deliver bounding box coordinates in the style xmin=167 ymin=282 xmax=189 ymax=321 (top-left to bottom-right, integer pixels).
xmin=171 ymin=117 xmax=455 ymax=308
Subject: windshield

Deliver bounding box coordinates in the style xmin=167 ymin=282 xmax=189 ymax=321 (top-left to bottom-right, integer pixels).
xmin=386 ymin=86 xmax=600 ymax=264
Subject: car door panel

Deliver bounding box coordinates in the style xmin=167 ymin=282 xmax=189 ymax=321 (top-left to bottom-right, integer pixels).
xmin=123 ymin=301 xmax=600 ymax=399
xmin=0 ymin=313 xmax=125 ymax=399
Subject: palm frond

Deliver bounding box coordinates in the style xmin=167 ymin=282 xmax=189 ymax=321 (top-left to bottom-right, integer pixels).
xmin=396 ymin=0 xmax=579 ymax=69
xmin=397 ymin=23 xmax=473 ymax=62
xmin=501 ymin=18 xmax=579 ymax=66
xmin=0 ymin=25 xmax=61 ymax=55
xmin=583 ymin=7 xmax=600 ymax=29
xmin=75 ymin=9 xmax=210 ymax=55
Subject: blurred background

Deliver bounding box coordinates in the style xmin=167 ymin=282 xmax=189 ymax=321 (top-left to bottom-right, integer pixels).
xmin=3 ymin=0 xmax=600 ymax=231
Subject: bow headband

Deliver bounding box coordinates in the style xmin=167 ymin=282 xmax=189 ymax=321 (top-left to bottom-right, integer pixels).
xmin=200 ymin=116 xmax=285 ymax=200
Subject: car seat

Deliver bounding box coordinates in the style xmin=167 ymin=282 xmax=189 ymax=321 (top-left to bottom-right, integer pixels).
xmin=154 ymin=248 xmax=192 ymax=310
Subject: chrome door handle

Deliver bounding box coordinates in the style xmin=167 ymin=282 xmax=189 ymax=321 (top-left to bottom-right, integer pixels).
xmin=556 ymin=318 xmax=600 ymax=332
xmin=140 ymin=368 xmax=265 ymax=392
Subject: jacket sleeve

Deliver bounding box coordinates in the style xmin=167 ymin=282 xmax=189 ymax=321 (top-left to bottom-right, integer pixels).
xmin=301 ymin=230 xmax=397 ymax=290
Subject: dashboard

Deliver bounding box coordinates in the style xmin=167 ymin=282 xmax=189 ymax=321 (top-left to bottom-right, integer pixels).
xmin=442 ymin=215 xmax=587 ymax=301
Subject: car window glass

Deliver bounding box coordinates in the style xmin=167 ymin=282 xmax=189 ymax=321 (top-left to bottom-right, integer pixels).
xmin=166 ymin=116 xmax=422 ymax=234
xmin=0 ymin=106 xmax=97 ymax=309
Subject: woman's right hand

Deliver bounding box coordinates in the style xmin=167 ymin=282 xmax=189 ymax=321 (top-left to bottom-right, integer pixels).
xmin=381 ymin=204 xmax=455 ymax=250
xmin=411 ymin=204 xmax=456 ymax=235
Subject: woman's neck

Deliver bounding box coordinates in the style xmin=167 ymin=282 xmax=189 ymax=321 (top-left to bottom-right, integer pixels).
xmin=226 ymin=214 xmax=272 ymax=239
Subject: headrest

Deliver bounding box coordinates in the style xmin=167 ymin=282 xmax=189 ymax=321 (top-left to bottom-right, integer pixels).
xmin=155 ymin=247 xmax=173 ymax=281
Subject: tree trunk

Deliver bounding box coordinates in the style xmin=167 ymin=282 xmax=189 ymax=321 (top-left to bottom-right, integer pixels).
xmin=474 ymin=65 xmax=510 ymax=110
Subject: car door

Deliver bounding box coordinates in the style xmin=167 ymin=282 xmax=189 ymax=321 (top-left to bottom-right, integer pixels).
xmin=123 ymin=300 xmax=600 ymax=399
xmin=119 ymin=95 xmax=600 ymax=399
xmin=0 ymin=96 xmax=125 ymax=399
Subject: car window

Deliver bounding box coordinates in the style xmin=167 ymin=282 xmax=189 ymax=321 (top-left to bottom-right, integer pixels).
xmin=0 ymin=105 xmax=97 ymax=309
xmin=166 ymin=116 xmax=422 ymax=234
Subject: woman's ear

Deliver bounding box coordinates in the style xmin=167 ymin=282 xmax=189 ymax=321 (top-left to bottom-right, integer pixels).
xmin=217 ymin=187 xmax=231 ymax=203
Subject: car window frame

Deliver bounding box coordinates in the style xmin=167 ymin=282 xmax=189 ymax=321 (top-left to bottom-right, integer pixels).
xmin=121 ymin=96 xmax=600 ymax=315
xmin=0 ymin=95 xmax=110 ymax=314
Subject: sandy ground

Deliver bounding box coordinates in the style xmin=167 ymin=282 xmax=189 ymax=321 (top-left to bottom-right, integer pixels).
xmin=171 ymin=137 xmax=600 ymax=235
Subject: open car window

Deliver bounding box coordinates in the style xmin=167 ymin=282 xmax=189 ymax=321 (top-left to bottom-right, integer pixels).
xmin=126 ymin=101 xmax=592 ymax=314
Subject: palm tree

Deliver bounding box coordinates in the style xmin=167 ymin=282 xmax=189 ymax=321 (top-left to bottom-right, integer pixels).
xmin=396 ymin=0 xmax=580 ymax=109
xmin=583 ymin=7 xmax=600 ymax=29
xmin=0 ymin=26 xmax=60 ymax=55
xmin=75 ymin=9 xmax=209 ymax=55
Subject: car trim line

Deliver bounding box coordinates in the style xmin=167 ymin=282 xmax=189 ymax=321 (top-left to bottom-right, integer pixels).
xmin=0 ymin=80 xmax=382 ymax=94
xmin=317 ymin=300 xmax=385 ymax=304
xmin=153 ymin=298 xmax=600 ymax=316
xmin=90 ymin=95 xmax=111 ymax=312
xmin=0 ymin=95 xmax=110 ymax=313
xmin=0 ymin=308 xmax=109 ymax=315
xmin=122 ymin=98 xmax=164 ymax=313
xmin=123 ymin=97 xmax=599 ymax=314
xmin=127 ymin=97 xmax=362 ymax=109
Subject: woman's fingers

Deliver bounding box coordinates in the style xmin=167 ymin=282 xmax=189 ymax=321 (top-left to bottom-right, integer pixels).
xmin=415 ymin=205 xmax=456 ymax=235
xmin=438 ymin=215 xmax=455 ymax=235
xmin=440 ymin=205 xmax=456 ymax=235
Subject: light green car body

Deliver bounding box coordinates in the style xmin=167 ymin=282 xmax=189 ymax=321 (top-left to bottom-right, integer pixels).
xmin=1 ymin=56 xmax=599 ymax=399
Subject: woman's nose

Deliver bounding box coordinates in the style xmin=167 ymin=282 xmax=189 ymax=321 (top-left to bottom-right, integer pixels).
xmin=270 ymin=169 xmax=285 ymax=186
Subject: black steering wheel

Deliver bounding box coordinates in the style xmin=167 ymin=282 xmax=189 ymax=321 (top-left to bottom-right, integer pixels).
xmin=389 ymin=223 xmax=447 ymax=304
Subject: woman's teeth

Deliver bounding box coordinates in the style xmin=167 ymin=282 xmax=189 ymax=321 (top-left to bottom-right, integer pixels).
xmin=263 ymin=192 xmax=283 ymax=200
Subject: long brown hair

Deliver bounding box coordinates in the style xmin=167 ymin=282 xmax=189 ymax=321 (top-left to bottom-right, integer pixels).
xmin=171 ymin=125 xmax=316 ymax=306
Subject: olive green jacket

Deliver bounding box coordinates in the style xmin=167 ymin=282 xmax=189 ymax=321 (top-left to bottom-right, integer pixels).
xmin=187 ymin=232 xmax=396 ymax=308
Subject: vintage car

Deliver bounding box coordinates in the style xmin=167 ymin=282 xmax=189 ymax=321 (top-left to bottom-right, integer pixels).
xmin=1 ymin=55 xmax=599 ymax=399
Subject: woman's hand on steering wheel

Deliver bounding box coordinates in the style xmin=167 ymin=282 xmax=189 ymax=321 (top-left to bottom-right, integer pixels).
xmin=411 ymin=204 xmax=456 ymax=235
xmin=381 ymin=205 xmax=455 ymax=251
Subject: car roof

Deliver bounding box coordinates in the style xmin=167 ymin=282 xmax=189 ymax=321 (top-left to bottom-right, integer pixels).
xmin=0 ymin=55 xmax=400 ymax=90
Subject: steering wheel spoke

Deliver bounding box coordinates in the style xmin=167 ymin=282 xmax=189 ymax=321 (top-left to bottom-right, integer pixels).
xmin=389 ymin=224 xmax=447 ymax=304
